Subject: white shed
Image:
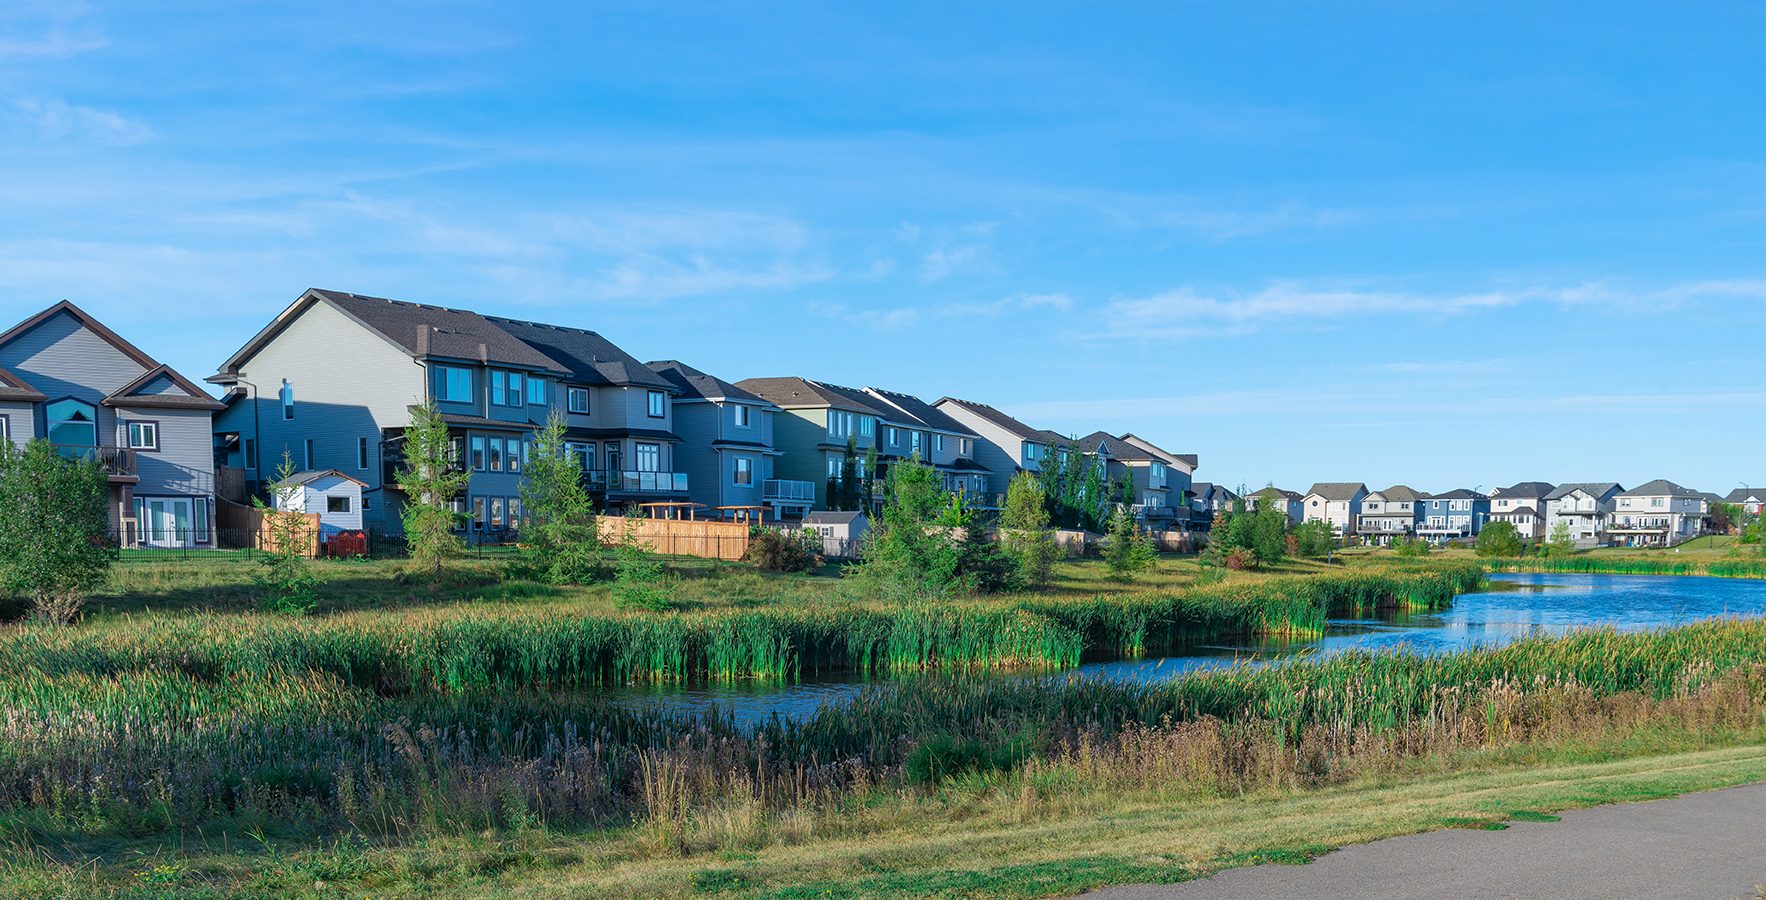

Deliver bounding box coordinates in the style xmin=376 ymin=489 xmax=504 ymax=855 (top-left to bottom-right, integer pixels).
xmin=799 ymin=510 xmax=869 ymax=558
xmin=272 ymin=469 xmax=368 ymax=538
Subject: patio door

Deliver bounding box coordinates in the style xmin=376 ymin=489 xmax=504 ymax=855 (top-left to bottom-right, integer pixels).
xmin=139 ymin=498 xmax=194 ymax=548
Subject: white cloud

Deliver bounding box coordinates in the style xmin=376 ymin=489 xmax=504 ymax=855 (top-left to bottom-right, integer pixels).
xmin=7 ymin=97 xmax=152 ymax=145
xmin=0 ymin=4 xmax=105 ymax=60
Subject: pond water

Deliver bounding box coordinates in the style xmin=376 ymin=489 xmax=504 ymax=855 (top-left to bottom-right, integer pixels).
xmin=608 ymin=573 xmax=1766 ymax=726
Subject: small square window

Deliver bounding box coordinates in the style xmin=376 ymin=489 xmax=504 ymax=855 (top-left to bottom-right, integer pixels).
xmin=527 ymin=378 xmax=547 ymax=405
xmin=568 ymin=388 xmax=590 ymax=414
xmin=327 ymin=496 xmax=351 ymax=514
xmin=127 ymin=420 xmax=158 ymax=450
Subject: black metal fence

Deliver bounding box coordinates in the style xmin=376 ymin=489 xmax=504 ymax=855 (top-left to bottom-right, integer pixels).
xmin=105 ymin=528 xmax=377 ymax=563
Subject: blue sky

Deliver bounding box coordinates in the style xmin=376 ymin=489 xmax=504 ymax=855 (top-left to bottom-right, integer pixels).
xmin=3 ymin=2 xmax=1764 ymax=493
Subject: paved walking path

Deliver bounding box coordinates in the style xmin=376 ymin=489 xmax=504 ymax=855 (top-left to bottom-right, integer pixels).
xmin=1083 ymin=782 xmax=1766 ymax=899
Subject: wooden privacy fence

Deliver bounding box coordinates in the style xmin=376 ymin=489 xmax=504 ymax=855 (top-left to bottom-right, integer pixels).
xmin=216 ymin=498 xmax=321 ymax=558
xmin=599 ymin=515 xmax=750 ymax=561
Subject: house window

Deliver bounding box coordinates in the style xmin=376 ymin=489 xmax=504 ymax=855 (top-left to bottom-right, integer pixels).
xmin=734 ymin=457 xmax=753 ymax=486
xmin=647 ymin=391 xmax=666 ymax=418
xmin=527 ymin=378 xmax=547 ymax=405
xmin=328 ymin=496 xmax=351 ymax=514
xmin=734 ymin=404 xmax=751 ymax=428
xmin=47 ymin=398 xmax=98 ymax=447
xmin=507 ymin=438 xmax=522 ymax=474
xmin=568 ymin=387 xmax=590 ymax=414
xmin=508 ymin=498 xmax=521 ymax=527
xmin=860 ymin=416 xmax=874 ymax=437
xmin=490 ymin=371 xmax=506 ymax=407
xmin=887 ymin=426 xmax=899 ymax=445
xmin=934 ymin=434 xmax=944 ymax=453
xmin=1652 ymin=498 xmax=1664 ymax=507
xmin=489 ymin=497 xmax=505 ymax=529
xmin=470 ymin=436 xmax=487 ymax=471
xmin=437 ymin=366 xmax=473 ymax=403
xmin=911 ymin=432 xmax=922 ymax=454
xmin=471 ymin=497 xmax=486 ymax=529
xmin=565 ymin=441 xmax=593 ymax=471
xmin=126 ymin=421 xmax=159 ymax=451
xmin=280 ymin=381 xmax=294 ymax=420
xmin=635 ymin=442 xmax=661 ymax=472
xmin=1 ymin=414 xmax=11 ymax=444
xmin=488 ymin=438 xmax=504 ymax=472
xmin=827 ymin=456 xmax=841 ymax=477
xmin=243 ymin=439 xmax=257 ymax=470
xmin=304 ymin=439 xmax=315 ymax=469
xmin=506 ymin=373 xmax=523 ymax=406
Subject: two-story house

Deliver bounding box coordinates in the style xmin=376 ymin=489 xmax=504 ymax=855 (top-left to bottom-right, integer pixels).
xmin=647 ymin=360 xmax=810 ymax=522
xmin=1543 ymin=482 xmax=1623 ymax=549
xmin=1190 ymin=483 xmax=1239 ymax=527
xmin=1417 ymin=489 xmax=1489 ymax=544
xmin=1489 ymin=481 xmax=1555 ymax=541
xmin=0 ymin=301 xmax=223 ymax=546
xmin=1119 ymin=434 xmax=1198 ymax=529
xmin=1609 ymin=479 xmax=1707 ymax=547
xmin=1076 ymin=432 xmax=1185 ymax=528
xmin=210 ymin=289 xmax=688 ymax=536
xmin=1248 ymin=486 xmax=1304 ymax=524
xmin=734 ymin=377 xmax=886 ymax=511
xmin=1724 ymin=488 xmax=1765 ymax=519
xmin=1356 ymin=485 xmax=1423 ymax=544
xmin=931 ymin=397 xmax=1066 ymax=495
xmin=1303 ymin=482 xmax=1368 ymax=535
xmin=859 ymin=388 xmax=993 ymax=502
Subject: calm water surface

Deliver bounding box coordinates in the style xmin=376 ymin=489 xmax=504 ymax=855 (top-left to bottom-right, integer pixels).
xmin=608 ymin=573 xmax=1766 ymax=726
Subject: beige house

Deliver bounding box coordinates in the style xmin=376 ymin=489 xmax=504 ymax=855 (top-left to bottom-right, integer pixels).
xmin=1609 ymin=479 xmax=1707 ymax=547
xmin=1303 ymin=482 xmax=1368 ymax=535
xmin=1356 ymin=485 xmax=1422 ymax=544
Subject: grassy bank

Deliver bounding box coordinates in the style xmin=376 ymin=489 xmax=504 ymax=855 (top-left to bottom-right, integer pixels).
xmin=1486 ymin=556 xmax=1766 ymax=578
xmin=4 ymin=616 xmax=1766 ymax=897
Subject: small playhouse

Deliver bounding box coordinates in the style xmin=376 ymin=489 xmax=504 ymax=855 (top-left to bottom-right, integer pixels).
xmin=272 ymin=469 xmax=369 ymax=555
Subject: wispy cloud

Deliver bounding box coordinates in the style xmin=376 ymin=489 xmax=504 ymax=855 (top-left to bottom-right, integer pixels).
xmin=0 ymin=3 xmax=105 ymax=60
xmin=5 ymin=97 xmax=152 ymax=145
xmin=813 ymin=291 xmax=1074 ymax=332
xmin=1096 ymin=278 xmax=1766 ymax=340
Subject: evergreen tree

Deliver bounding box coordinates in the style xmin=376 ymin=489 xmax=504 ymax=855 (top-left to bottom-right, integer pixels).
xmin=838 ymin=435 xmax=861 ymax=510
xmin=1000 ymin=472 xmax=1061 ymax=588
xmin=253 ymin=451 xmax=320 ymax=614
xmin=516 ymin=412 xmax=604 ymax=584
xmin=1102 ymin=506 xmax=1157 ymax=582
xmin=846 ymin=454 xmax=956 ymax=598
xmin=396 ymin=401 xmax=472 ymax=579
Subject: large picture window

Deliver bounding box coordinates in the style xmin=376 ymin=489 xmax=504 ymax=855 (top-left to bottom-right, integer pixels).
xmin=437 ymin=366 xmax=473 ymax=403
xmin=47 ymin=398 xmax=97 ymax=447
xmin=634 ymin=442 xmax=661 ymax=472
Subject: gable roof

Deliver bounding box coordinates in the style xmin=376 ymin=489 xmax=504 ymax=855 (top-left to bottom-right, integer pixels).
xmin=645 ymin=361 xmax=772 ymax=405
xmin=1427 ymin=488 xmax=1488 ymax=501
xmin=0 ymin=301 xmax=219 ymax=410
xmin=803 ymin=510 xmax=866 ymax=526
xmin=0 ymin=363 xmax=45 ymax=402
xmin=0 ymin=300 xmax=161 ymax=371
xmin=1118 ymin=433 xmax=1198 ymax=471
xmin=482 ymin=315 xmax=670 ymax=388
xmin=1725 ymin=488 xmax=1766 ymax=504
xmin=1305 ymin=482 xmax=1368 ymax=501
xmin=214 ymin=289 xmax=570 ymax=378
xmin=1492 ymin=481 xmax=1555 ymax=500
xmin=934 ymin=397 xmax=1060 ymax=444
xmin=1253 ymin=486 xmax=1302 ymax=501
xmin=1545 ymin=482 xmax=1623 ymax=501
xmin=1369 ymin=484 xmax=1423 ymax=502
xmin=1618 ymin=479 xmax=1703 ymax=499
xmin=277 ymin=469 xmax=369 ymax=488
xmin=103 ymin=364 xmax=226 ymax=411
xmin=862 ymin=388 xmax=979 ymax=437
xmin=736 ymin=377 xmax=892 ymax=416
xmin=1075 ymin=431 xmax=1158 ymax=462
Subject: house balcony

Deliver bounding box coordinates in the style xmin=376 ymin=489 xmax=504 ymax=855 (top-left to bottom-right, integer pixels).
xmin=583 ymin=469 xmax=688 ymax=495
xmin=1608 ymin=520 xmax=1672 ymax=533
xmin=55 ymin=444 xmax=137 ymax=481
xmin=1134 ymin=504 xmax=1180 ymax=521
xmin=763 ymin=479 xmax=816 ymax=503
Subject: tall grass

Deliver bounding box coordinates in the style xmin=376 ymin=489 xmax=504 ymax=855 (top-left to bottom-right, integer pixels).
xmin=2 ymin=615 xmax=1764 ymax=846
xmin=1488 ymin=556 xmax=1766 ymax=579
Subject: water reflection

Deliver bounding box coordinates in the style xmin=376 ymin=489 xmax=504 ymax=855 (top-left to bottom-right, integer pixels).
xmin=608 ymin=573 xmax=1766 ymax=726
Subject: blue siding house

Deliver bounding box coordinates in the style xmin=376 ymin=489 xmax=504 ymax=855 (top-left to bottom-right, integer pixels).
xmin=0 ymin=301 xmax=223 ymax=546
xmin=1417 ymin=488 xmax=1490 ymax=544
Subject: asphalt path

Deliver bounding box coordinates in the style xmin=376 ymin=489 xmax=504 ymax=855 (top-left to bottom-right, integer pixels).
xmin=1083 ymin=782 xmax=1766 ymax=899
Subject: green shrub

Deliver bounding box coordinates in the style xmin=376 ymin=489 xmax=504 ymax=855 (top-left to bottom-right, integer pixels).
xmin=745 ymin=527 xmax=821 ymax=573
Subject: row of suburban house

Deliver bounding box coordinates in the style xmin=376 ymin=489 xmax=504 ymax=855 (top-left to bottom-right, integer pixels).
xmin=0 ymin=291 xmax=1205 ymax=547
xmin=1192 ymin=481 xmax=1761 ymax=549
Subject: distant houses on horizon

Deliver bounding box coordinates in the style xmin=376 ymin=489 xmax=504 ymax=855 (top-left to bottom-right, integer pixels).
xmin=0 ymin=289 xmax=1752 ymax=550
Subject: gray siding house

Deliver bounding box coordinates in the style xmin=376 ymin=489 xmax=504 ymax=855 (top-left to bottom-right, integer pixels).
xmin=1357 ymin=485 xmax=1423 ymax=544
xmin=1076 ymin=432 xmax=1187 ymax=529
xmin=210 ymin=289 xmax=686 ymax=536
xmin=734 ymin=377 xmax=887 ymax=511
xmin=932 ymin=397 xmax=1067 ymax=495
xmin=1544 ymin=482 xmax=1623 ymax=549
xmin=1489 ymin=481 xmax=1555 ymax=541
xmin=860 ymin=388 xmax=993 ymax=502
xmin=1249 ymin=486 xmax=1305 ymax=524
xmin=1610 ymin=479 xmax=1707 ymax=547
xmin=647 ymin=360 xmax=809 ymax=521
xmin=0 ymin=301 xmax=222 ymax=545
